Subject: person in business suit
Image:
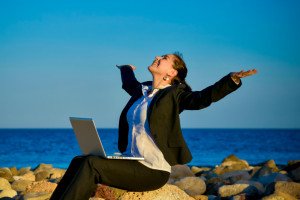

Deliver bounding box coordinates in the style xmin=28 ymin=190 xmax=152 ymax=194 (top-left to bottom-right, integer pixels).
xmin=50 ymin=53 xmax=258 ymax=200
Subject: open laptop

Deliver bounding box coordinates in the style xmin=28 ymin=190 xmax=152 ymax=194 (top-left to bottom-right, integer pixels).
xmin=69 ymin=117 xmax=144 ymax=160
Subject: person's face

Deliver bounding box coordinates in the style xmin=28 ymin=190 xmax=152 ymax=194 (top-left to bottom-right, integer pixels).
xmin=148 ymin=54 xmax=176 ymax=77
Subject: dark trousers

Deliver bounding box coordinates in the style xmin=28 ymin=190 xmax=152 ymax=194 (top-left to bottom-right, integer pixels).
xmin=50 ymin=155 xmax=170 ymax=200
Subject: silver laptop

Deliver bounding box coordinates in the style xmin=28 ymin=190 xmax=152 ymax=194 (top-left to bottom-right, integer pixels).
xmin=69 ymin=117 xmax=144 ymax=160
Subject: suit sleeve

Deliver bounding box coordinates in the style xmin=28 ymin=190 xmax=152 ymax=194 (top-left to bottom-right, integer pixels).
xmin=178 ymin=73 xmax=242 ymax=111
xmin=120 ymin=66 xmax=141 ymax=96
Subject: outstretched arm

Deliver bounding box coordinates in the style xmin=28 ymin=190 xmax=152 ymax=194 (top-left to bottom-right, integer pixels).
xmin=179 ymin=69 xmax=258 ymax=111
xmin=116 ymin=65 xmax=140 ymax=96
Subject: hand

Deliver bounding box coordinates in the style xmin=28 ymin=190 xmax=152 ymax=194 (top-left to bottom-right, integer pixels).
xmin=116 ymin=65 xmax=136 ymax=70
xmin=231 ymin=69 xmax=258 ymax=78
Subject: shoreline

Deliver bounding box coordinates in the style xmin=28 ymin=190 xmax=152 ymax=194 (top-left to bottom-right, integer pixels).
xmin=1 ymin=154 xmax=299 ymax=199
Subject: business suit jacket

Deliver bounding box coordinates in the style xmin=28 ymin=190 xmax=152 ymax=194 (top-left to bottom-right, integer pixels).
xmin=118 ymin=66 xmax=242 ymax=166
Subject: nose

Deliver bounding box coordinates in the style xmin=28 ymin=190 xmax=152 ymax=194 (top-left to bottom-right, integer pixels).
xmin=155 ymin=56 xmax=161 ymax=60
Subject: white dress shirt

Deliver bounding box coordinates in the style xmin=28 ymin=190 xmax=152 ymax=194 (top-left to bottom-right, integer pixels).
xmin=124 ymin=84 xmax=171 ymax=173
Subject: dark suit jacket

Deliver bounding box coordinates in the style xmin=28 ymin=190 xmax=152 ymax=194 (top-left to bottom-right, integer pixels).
xmin=118 ymin=66 xmax=242 ymax=166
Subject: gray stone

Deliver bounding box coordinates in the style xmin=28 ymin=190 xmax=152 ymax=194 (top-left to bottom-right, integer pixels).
xmin=11 ymin=179 xmax=33 ymax=191
xmin=33 ymin=164 xmax=53 ymax=175
xmin=258 ymin=173 xmax=292 ymax=187
xmin=21 ymin=191 xmax=52 ymax=200
xmin=252 ymin=166 xmax=279 ymax=178
xmin=174 ymin=176 xmax=206 ymax=196
xmin=265 ymin=181 xmax=300 ymax=198
xmin=18 ymin=167 xmax=31 ymax=176
xmin=229 ymin=194 xmax=247 ymax=200
xmin=0 ymin=189 xmax=18 ymax=198
xmin=170 ymin=164 xmax=194 ymax=180
xmin=218 ymin=184 xmax=258 ymax=198
xmin=289 ymin=167 xmax=300 ymax=182
xmin=235 ymin=180 xmax=265 ymax=196
xmin=219 ymin=170 xmax=251 ymax=184
xmin=191 ymin=166 xmax=211 ymax=175
xmin=206 ymin=195 xmax=220 ymax=200
xmin=0 ymin=177 xmax=12 ymax=190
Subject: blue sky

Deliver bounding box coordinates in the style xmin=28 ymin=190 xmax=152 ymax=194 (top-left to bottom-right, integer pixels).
xmin=0 ymin=0 xmax=299 ymax=128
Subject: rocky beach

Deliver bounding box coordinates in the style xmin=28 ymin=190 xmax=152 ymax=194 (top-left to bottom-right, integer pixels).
xmin=0 ymin=155 xmax=299 ymax=200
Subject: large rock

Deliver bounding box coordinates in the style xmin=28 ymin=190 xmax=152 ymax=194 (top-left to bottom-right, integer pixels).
xmin=170 ymin=165 xmax=195 ymax=180
xmin=0 ymin=177 xmax=12 ymax=190
xmin=21 ymin=191 xmax=52 ymax=200
xmin=0 ymin=189 xmax=18 ymax=198
xmin=22 ymin=180 xmax=57 ymax=194
xmin=222 ymin=155 xmax=240 ymax=163
xmin=218 ymin=184 xmax=258 ymax=198
xmin=289 ymin=167 xmax=300 ymax=182
xmin=265 ymin=181 xmax=300 ymax=198
xmin=174 ymin=177 xmax=206 ymax=196
xmin=193 ymin=195 xmax=209 ymax=200
xmin=262 ymin=192 xmax=297 ymax=200
xmin=11 ymin=179 xmax=33 ymax=191
xmin=258 ymin=173 xmax=293 ymax=187
xmin=93 ymin=184 xmax=117 ymax=200
xmin=213 ymin=161 xmax=249 ymax=175
xmin=35 ymin=171 xmax=50 ymax=181
xmin=252 ymin=166 xmax=280 ymax=179
xmin=219 ymin=170 xmax=251 ymax=184
xmin=9 ymin=167 xmax=18 ymax=176
xmin=48 ymin=168 xmax=66 ymax=179
xmin=117 ymin=184 xmax=194 ymax=200
xmin=18 ymin=167 xmax=31 ymax=176
xmin=191 ymin=166 xmax=211 ymax=175
xmin=235 ymin=180 xmax=265 ymax=196
xmin=33 ymin=164 xmax=53 ymax=174
xmin=0 ymin=168 xmax=14 ymax=182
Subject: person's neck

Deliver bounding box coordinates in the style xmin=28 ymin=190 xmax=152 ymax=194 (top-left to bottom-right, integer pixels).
xmin=151 ymin=76 xmax=169 ymax=91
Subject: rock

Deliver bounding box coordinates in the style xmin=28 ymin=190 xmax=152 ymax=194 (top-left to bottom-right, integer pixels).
xmin=35 ymin=171 xmax=50 ymax=181
xmin=289 ymin=167 xmax=300 ymax=182
xmin=206 ymin=195 xmax=220 ymax=200
xmin=229 ymin=193 xmax=246 ymax=200
xmin=117 ymin=184 xmax=194 ymax=200
xmin=169 ymin=165 xmax=195 ymax=180
xmin=0 ymin=168 xmax=14 ymax=182
xmin=33 ymin=164 xmax=53 ymax=174
xmin=235 ymin=180 xmax=265 ymax=195
xmin=174 ymin=177 xmax=206 ymax=196
xmin=252 ymin=166 xmax=280 ymax=178
xmin=222 ymin=154 xmax=240 ymax=163
xmin=0 ymin=189 xmax=18 ymax=198
xmin=18 ymin=167 xmax=31 ymax=176
xmin=90 ymin=198 xmax=105 ymax=200
xmin=204 ymin=172 xmax=218 ymax=180
xmin=218 ymin=184 xmax=258 ymax=198
xmin=21 ymin=191 xmax=52 ymax=200
xmin=11 ymin=179 xmax=33 ymax=191
xmin=213 ymin=161 xmax=249 ymax=175
xmin=0 ymin=177 xmax=12 ymax=190
xmin=22 ymin=180 xmax=57 ymax=194
xmin=219 ymin=170 xmax=251 ymax=184
xmin=192 ymin=194 xmax=209 ymax=200
xmin=206 ymin=181 xmax=226 ymax=196
xmin=48 ymin=168 xmax=66 ymax=179
xmin=22 ymin=172 xmax=36 ymax=181
xmin=258 ymin=173 xmax=293 ymax=187
xmin=191 ymin=166 xmax=211 ymax=175
xmin=9 ymin=167 xmax=18 ymax=176
xmin=265 ymin=181 xmax=300 ymax=198
xmin=262 ymin=192 xmax=297 ymax=200
xmin=248 ymin=166 xmax=261 ymax=177
xmin=262 ymin=160 xmax=278 ymax=169
xmin=92 ymin=184 xmax=117 ymax=200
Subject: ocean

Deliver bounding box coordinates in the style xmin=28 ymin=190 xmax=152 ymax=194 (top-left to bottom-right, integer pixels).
xmin=0 ymin=129 xmax=299 ymax=169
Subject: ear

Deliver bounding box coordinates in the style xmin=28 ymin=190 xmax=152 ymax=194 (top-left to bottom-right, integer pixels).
xmin=167 ymin=69 xmax=178 ymax=78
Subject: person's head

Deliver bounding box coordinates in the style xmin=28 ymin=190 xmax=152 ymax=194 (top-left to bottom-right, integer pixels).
xmin=148 ymin=52 xmax=191 ymax=90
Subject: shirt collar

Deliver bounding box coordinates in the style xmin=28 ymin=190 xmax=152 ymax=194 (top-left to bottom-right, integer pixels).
xmin=141 ymin=84 xmax=170 ymax=97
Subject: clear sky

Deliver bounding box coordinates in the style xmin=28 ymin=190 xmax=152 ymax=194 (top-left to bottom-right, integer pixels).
xmin=0 ymin=0 xmax=299 ymax=128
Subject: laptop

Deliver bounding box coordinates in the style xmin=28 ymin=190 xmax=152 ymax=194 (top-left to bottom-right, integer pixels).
xmin=69 ymin=117 xmax=144 ymax=160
